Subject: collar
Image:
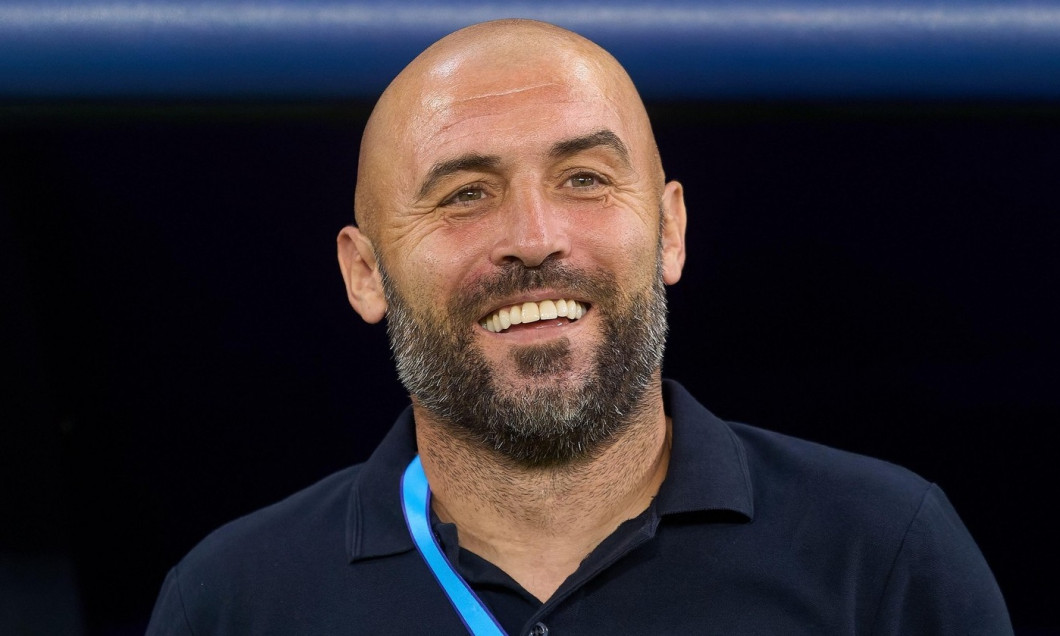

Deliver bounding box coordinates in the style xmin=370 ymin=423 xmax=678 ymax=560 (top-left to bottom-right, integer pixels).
xmin=346 ymin=379 xmax=754 ymax=562
xmin=654 ymin=380 xmax=754 ymax=518
xmin=346 ymin=405 xmax=420 ymax=561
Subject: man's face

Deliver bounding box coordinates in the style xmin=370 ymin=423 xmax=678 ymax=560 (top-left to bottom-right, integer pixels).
xmin=355 ymin=38 xmax=684 ymax=465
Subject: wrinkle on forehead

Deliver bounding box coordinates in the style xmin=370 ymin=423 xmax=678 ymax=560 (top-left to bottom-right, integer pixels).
xmin=419 ymin=88 xmax=611 ymax=149
xmin=421 ymin=82 xmax=567 ymax=129
xmin=447 ymin=82 xmax=562 ymax=106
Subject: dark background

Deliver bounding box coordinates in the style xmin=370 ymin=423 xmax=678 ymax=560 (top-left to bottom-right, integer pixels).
xmin=2 ymin=99 xmax=1058 ymax=634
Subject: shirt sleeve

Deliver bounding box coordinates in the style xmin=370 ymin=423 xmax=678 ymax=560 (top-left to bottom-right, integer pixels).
xmin=145 ymin=566 xmax=196 ymax=636
xmin=871 ymin=483 xmax=1012 ymax=636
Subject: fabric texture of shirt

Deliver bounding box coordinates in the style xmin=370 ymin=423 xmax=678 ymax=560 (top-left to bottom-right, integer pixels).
xmin=146 ymin=380 xmax=1012 ymax=635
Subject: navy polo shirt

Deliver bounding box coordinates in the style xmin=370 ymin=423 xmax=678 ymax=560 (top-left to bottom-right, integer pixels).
xmin=147 ymin=380 xmax=1011 ymax=635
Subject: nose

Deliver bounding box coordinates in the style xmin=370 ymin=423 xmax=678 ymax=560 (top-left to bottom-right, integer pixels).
xmin=490 ymin=187 xmax=571 ymax=267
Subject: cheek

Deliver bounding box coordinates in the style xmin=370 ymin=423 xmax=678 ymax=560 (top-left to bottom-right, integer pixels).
xmin=398 ymin=225 xmax=492 ymax=299
xmin=576 ymin=214 xmax=659 ymax=280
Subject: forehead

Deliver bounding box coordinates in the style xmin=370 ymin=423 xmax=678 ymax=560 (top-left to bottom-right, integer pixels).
xmin=400 ymin=51 xmax=630 ymax=171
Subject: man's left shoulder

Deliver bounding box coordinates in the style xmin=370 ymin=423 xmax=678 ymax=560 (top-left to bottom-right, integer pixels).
xmin=664 ymin=378 xmax=935 ymax=527
xmin=730 ymin=419 xmax=933 ymax=512
xmin=724 ymin=420 xmax=1012 ymax=633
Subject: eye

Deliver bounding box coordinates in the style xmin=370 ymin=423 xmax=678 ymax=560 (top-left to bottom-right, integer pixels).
xmin=564 ymin=172 xmax=608 ymax=189
xmin=442 ymin=187 xmax=486 ymax=206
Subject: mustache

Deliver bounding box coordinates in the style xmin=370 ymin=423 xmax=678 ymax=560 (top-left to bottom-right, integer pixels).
xmin=454 ymin=260 xmax=617 ymax=321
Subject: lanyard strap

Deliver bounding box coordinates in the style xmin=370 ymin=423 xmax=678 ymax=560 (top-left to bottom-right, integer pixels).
xmin=401 ymin=455 xmax=508 ymax=636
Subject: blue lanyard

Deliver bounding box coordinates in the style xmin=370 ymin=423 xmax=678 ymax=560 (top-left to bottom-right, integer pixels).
xmin=401 ymin=455 xmax=508 ymax=636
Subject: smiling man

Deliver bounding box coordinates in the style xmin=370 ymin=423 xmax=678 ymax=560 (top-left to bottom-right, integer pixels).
xmin=147 ymin=20 xmax=1011 ymax=636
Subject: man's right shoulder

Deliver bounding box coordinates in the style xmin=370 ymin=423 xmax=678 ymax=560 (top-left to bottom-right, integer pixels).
xmin=146 ymin=463 xmax=371 ymax=635
xmin=183 ymin=462 xmax=365 ymax=571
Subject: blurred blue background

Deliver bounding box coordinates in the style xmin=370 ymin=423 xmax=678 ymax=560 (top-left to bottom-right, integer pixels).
xmin=3 ymin=1 xmax=1059 ymax=634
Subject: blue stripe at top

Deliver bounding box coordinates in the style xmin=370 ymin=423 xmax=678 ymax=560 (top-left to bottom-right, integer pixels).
xmin=5 ymin=1 xmax=1060 ymax=100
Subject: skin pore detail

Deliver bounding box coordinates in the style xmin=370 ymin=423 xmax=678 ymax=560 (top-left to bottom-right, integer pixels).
xmin=428 ymin=82 xmax=567 ymax=120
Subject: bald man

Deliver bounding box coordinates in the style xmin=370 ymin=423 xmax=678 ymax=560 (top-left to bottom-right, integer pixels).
xmin=147 ymin=20 xmax=1010 ymax=636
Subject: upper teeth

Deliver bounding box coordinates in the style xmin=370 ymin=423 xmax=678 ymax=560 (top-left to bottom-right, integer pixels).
xmin=480 ymin=299 xmax=587 ymax=333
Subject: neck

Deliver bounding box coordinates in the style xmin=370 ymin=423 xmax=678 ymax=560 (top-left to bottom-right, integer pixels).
xmin=413 ymin=386 xmax=672 ymax=602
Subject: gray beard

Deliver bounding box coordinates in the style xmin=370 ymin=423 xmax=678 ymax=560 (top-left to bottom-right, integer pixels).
xmin=379 ymin=256 xmax=668 ymax=468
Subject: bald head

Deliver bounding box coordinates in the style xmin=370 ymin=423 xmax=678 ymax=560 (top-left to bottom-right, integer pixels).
xmin=353 ymin=19 xmax=664 ymax=240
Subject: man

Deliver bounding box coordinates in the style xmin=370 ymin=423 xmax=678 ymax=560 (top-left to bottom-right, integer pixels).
xmin=147 ymin=19 xmax=1011 ymax=635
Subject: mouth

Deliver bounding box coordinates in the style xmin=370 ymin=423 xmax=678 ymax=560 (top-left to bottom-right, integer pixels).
xmin=479 ymin=298 xmax=589 ymax=334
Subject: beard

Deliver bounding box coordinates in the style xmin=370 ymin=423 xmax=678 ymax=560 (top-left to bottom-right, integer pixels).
xmin=379 ymin=254 xmax=669 ymax=468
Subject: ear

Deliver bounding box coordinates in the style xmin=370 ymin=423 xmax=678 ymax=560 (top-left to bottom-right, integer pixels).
xmin=660 ymin=180 xmax=687 ymax=285
xmin=337 ymin=225 xmax=387 ymax=324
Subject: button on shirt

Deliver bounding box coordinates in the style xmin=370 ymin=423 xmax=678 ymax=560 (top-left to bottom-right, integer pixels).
xmin=431 ymin=502 xmax=660 ymax=635
xmin=147 ymin=381 xmax=1012 ymax=635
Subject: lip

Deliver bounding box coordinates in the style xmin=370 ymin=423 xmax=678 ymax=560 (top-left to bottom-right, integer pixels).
xmin=479 ymin=311 xmax=590 ymax=341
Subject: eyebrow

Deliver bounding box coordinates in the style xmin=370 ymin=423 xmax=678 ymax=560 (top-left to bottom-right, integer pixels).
xmin=414 ymin=129 xmax=631 ymax=201
xmin=416 ymin=153 xmax=501 ymax=200
xmin=548 ymin=129 xmax=631 ymax=168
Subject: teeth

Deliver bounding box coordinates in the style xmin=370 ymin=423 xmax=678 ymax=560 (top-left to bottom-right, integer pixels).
xmin=481 ymin=299 xmax=587 ymax=333
xmin=521 ymin=302 xmax=540 ymax=323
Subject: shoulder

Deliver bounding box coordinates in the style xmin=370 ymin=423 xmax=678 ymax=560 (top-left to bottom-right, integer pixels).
xmin=663 ymin=378 xmax=932 ymax=529
xmin=146 ymin=464 xmax=365 ymax=633
xmin=188 ymin=463 xmax=364 ymax=574
xmin=726 ymin=419 xmax=942 ymax=554
xmin=187 ymin=463 xmax=363 ymax=565
xmin=729 ymin=420 xmax=931 ymax=510
xmin=724 ymin=421 xmax=1011 ymax=633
